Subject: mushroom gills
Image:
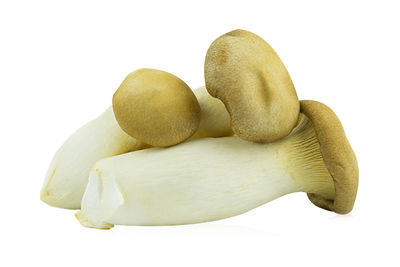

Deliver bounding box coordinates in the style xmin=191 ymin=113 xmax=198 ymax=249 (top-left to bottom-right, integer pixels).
xmin=77 ymin=113 xmax=335 ymax=229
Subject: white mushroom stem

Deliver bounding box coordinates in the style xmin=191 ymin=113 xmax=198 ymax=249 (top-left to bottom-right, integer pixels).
xmin=40 ymin=107 xmax=145 ymax=209
xmin=76 ymin=114 xmax=335 ymax=229
xmin=41 ymin=86 xmax=231 ymax=209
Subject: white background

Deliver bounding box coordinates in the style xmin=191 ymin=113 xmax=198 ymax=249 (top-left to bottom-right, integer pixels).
xmin=1 ymin=0 xmax=399 ymax=266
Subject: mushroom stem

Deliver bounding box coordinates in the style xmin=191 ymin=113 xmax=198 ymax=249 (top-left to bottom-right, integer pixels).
xmin=40 ymin=107 xmax=146 ymax=209
xmin=77 ymin=114 xmax=335 ymax=229
xmin=41 ymin=86 xmax=232 ymax=209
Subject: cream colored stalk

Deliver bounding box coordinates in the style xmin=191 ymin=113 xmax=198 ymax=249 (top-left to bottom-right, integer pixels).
xmin=76 ymin=114 xmax=335 ymax=229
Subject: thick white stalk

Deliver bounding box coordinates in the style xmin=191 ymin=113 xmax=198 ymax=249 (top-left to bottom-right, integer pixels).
xmin=40 ymin=107 xmax=145 ymax=209
xmin=41 ymin=87 xmax=231 ymax=209
xmin=77 ymin=115 xmax=335 ymax=229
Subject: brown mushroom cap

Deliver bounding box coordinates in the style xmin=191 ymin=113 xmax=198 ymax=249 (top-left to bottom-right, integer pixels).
xmin=113 ymin=68 xmax=201 ymax=147
xmin=301 ymin=100 xmax=358 ymax=214
xmin=204 ymin=29 xmax=299 ymax=143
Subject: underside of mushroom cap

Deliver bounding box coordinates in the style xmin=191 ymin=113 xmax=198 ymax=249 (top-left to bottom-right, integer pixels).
xmin=300 ymin=100 xmax=358 ymax=214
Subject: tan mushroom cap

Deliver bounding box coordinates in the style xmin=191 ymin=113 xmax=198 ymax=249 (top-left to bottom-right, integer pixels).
xmin=113 ymin=68 xmax=201 ymax=147
xmin=204 ymin=29 xmax=299 ymax=143
xmin=301 ymin=100 xmax=358 ymax=214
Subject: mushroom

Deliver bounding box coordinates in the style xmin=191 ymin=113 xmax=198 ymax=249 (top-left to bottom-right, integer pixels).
xmin=113 ymin=68 xmax=201 ymax=147
xmin=301 ymin=100 xmax=358 ymax=214
xmin=40 ymin=86 xmax=232 ymax=209
xmin=76 ymin=100 xmax=358 ymax=229
xmin=204 ymin=29 xmax=300 ymax=143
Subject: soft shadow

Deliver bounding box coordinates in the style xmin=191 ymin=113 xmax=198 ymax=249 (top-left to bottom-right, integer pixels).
xmin=182 ymin=223 xmax=277 ymax=236
xmin=115 ymin=222 xmax=279 ymax=238
xmin=328 ymin=214 xmax=354 ymax=221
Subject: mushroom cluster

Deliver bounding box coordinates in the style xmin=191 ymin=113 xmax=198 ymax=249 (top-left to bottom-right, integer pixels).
xmin=41 ymin=29 xmax=358 ymax=229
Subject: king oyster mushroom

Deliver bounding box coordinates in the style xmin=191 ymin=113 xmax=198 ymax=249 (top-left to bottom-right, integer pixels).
xmin=76 ymin=100 xmax=358 ymax=229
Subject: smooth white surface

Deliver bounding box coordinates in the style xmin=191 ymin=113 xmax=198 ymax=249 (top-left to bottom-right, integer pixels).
xmin=1 ymin=0 xmax=398 ymax=266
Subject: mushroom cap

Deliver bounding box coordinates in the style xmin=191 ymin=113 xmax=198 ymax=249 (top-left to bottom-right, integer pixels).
xmin=113 ymin=68 xmax=201 ymax=147
xmin=204 ymin=29 xmax=299 ymax=143
xmin=300 ymin=100 xmax=358 ymax=214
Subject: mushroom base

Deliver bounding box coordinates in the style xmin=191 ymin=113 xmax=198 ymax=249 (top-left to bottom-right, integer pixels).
xmin=40 ymin=107 xmax=145 ymax=209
